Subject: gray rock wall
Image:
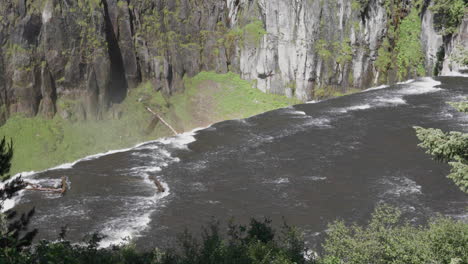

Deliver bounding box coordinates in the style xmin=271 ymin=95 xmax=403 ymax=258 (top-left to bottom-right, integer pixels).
xmin=0 ymin=0 xmax=233 ymax=122
xmin=230 ymin=0 xmax=388 ymax=101
xmin=441 ymin=17 xmax=468 ymax=75
xmin=0 ymin=0 xmax=466 ymax=122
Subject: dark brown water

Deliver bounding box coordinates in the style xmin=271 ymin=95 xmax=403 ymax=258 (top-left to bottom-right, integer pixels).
xmin=12 ymin=77 xmax=468 ymax=249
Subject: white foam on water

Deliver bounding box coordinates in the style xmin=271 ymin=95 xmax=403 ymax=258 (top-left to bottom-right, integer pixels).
xmin=130 ymin=166 xmax=162 ymax=173
xmin=274 ymin=178 xmax=290 ymax=184
xmin=397 ymin=79 xmax=415 ymax=85
xmin=306 ymin=176 xmax=327 ymax=181
xmin=360 ymin=79 xmax=414 ymax=93
xmin=348 ymin=104 xmax=372 ymax=110
xmin=441 ymin=71 xmax=468 ymax=77
xmin=293 ymin=111 xmax=307 ymax=116
xmin=282 ymin=108 xmax=308 ymax=116
xmin=363 ymin=84 xmax=390 ymax=92
xmin=1 ymin=192 xmax=24 ymax=212
xmin=98 ymin=181 xmax=170 ymax=248
xmin=335 ymin=104 xmax=372 ymax=113
xmin=306 ymin=100 xmax=318 ymax=104
xmin=306 ymin=118 xmax=332 ymax=127
xmin=375 ymin=97 xmax=407 ymax=106
xmin=381 ymin=177 xmax=422 ymax=198
xmin=160 ymin=126 xmax=208 ymax=149
xmin=398 ymin=77 xmax=442 ymax=95
xmin=3 ymin=126 xmax=207 ymax=212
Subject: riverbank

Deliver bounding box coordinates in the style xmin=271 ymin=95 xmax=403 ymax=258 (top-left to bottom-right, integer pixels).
xmin=0 ymin=72 xmax=301 ymax=175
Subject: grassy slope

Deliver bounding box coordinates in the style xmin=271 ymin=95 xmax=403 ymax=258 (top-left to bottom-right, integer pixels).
xmin=0 ymin=72 xmax=300 ymax=175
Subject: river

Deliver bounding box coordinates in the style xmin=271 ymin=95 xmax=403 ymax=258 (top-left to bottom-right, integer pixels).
xmin=12 ymin=77 xmax=468 ymax=249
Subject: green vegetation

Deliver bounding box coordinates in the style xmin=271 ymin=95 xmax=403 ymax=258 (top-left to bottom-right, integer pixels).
xmin=375 ymin=1 xmax=426 ymax=82
xmin=0 ymin=72 xmax=299 ymax=175
xmin=451 ymin=45 xmax=468 ymax=67
xmin=74 ymin=0 xmax=107 ymax=63
xmin=430 ymin=0 xmax=468 ymax=36
xmin=322 ymin=205 xmax=468 ymax=264
xmin=242 ymin=20 xmax=268 ymax=46
xmin=183 ymin=72 xmax=300 ymax=119
xmin=1 ymin=204 xmax=467 ymax=264
xmin=394 ymin=8 xmax=426 ymax=80
xmin=415 ymin=100 xmax=468 ymax=193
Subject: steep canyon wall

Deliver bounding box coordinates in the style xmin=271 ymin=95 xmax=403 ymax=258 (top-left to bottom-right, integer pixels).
xmin=0 ymin=0 xmax=466 ymax=122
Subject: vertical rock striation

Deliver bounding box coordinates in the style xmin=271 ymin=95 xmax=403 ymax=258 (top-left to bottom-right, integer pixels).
xmin=230 ymin=0 xmax=389 ymax=101
xmin=0 ymin=0 xmax=466 ymax=122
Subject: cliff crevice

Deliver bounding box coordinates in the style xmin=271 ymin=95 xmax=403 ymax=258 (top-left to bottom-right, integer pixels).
xmin=0 ymin=0 xmax=466 ymax=122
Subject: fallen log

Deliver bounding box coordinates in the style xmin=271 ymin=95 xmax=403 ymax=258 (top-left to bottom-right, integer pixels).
xmin=145 ymin=107 xmax=178 ymax=136
xmin=151 ymin=177 xmax=166 ymax=193
xmin=26 ymin=187 xmax=64 ymax=193
xmin=25 ymin=176 xmax=68 ymax=195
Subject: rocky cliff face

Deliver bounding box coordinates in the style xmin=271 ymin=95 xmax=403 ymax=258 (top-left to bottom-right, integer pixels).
xmin=0 ymin=0 xmax=233 ymax=122
xmin=229 ymin=0 xmax=389 ymax=101
xmin=0 ymin=0 xmax=466 ymax=122
xmin=440 ymin=17 xmax=468 ymax=75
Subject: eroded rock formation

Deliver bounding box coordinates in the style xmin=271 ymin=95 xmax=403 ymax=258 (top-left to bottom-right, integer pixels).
xmin=0 ymin=0 xmax=466 ymax=123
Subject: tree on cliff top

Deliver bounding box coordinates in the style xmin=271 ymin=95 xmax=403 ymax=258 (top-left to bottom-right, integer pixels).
xmin=414 ymin=101 xmax=468 ymax=193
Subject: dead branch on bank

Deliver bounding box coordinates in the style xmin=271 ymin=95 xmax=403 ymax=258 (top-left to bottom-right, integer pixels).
xmin=145 ymin=107 xmax=179 ymax=136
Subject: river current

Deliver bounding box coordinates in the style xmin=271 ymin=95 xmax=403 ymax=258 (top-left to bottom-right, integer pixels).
xmin=11 ymin=77 xmax=468 ymax=249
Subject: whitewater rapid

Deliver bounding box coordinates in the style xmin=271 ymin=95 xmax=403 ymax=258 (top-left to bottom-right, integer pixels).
xmin=5 ymin=77 xmax=462 ymax=248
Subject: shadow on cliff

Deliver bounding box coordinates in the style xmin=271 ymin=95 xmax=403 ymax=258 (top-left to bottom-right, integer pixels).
xmin=103 ymin=0 xmax=128 ymax=105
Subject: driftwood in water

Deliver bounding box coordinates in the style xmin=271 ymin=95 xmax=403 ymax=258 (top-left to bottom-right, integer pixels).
xmin=145 ymin=107 xmax=178 ymax=135
xmin=151 ymin=177 xmax=166 ymax=193
xmin=60 ymin=176 xmax=67 ymax=194
xmin=25 ymin=176 xmax=68 ymax=195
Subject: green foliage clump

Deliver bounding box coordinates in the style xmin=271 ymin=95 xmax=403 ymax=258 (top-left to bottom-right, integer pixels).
xmin=375 ymin=1 xmax=427 ymax=82
xmin=451 ymin=45 xmax=468 ymax=67
xmin=316 ymin=39 xmax=353 ymax=66
xmin=394 ymin=8 xmax=426 ymax=80
xmin=320 ymin=205 xmax=468 ymax=264
xmin=242 ymin=20 xmax=267 ymax=46
xmin=414 ymin=100 xmax=468 ymax=193
xmin=1 ymin=219 xmax=309 ymax=264
xmin=430 ymin=0 xmax=468 ymax=36
xmin=74 ymin=0 xmax=107 ymax=63
xmin=449 ymin=101 xmax=468 ymax=112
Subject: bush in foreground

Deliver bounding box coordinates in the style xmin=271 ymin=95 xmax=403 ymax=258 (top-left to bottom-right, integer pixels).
xmin=1 ymin=205 xmax=467 ymax=264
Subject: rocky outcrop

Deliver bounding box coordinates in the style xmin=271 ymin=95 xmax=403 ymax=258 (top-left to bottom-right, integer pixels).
xmin=440 ymin=17 xmax=468 ymax=75
xmin=0 ymin=0 xmax=233 ymax=122
xmin=420 ymin=3 xmax=444 ymax=75
xmin=230 ymin=0 xmax=388 ymax=101
xmin=0 ymin=0 xmax=466 ymax=123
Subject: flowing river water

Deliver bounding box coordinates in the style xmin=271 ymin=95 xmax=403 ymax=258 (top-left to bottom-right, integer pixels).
xmin=11 ymin=77 xmax=468 ymax=249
